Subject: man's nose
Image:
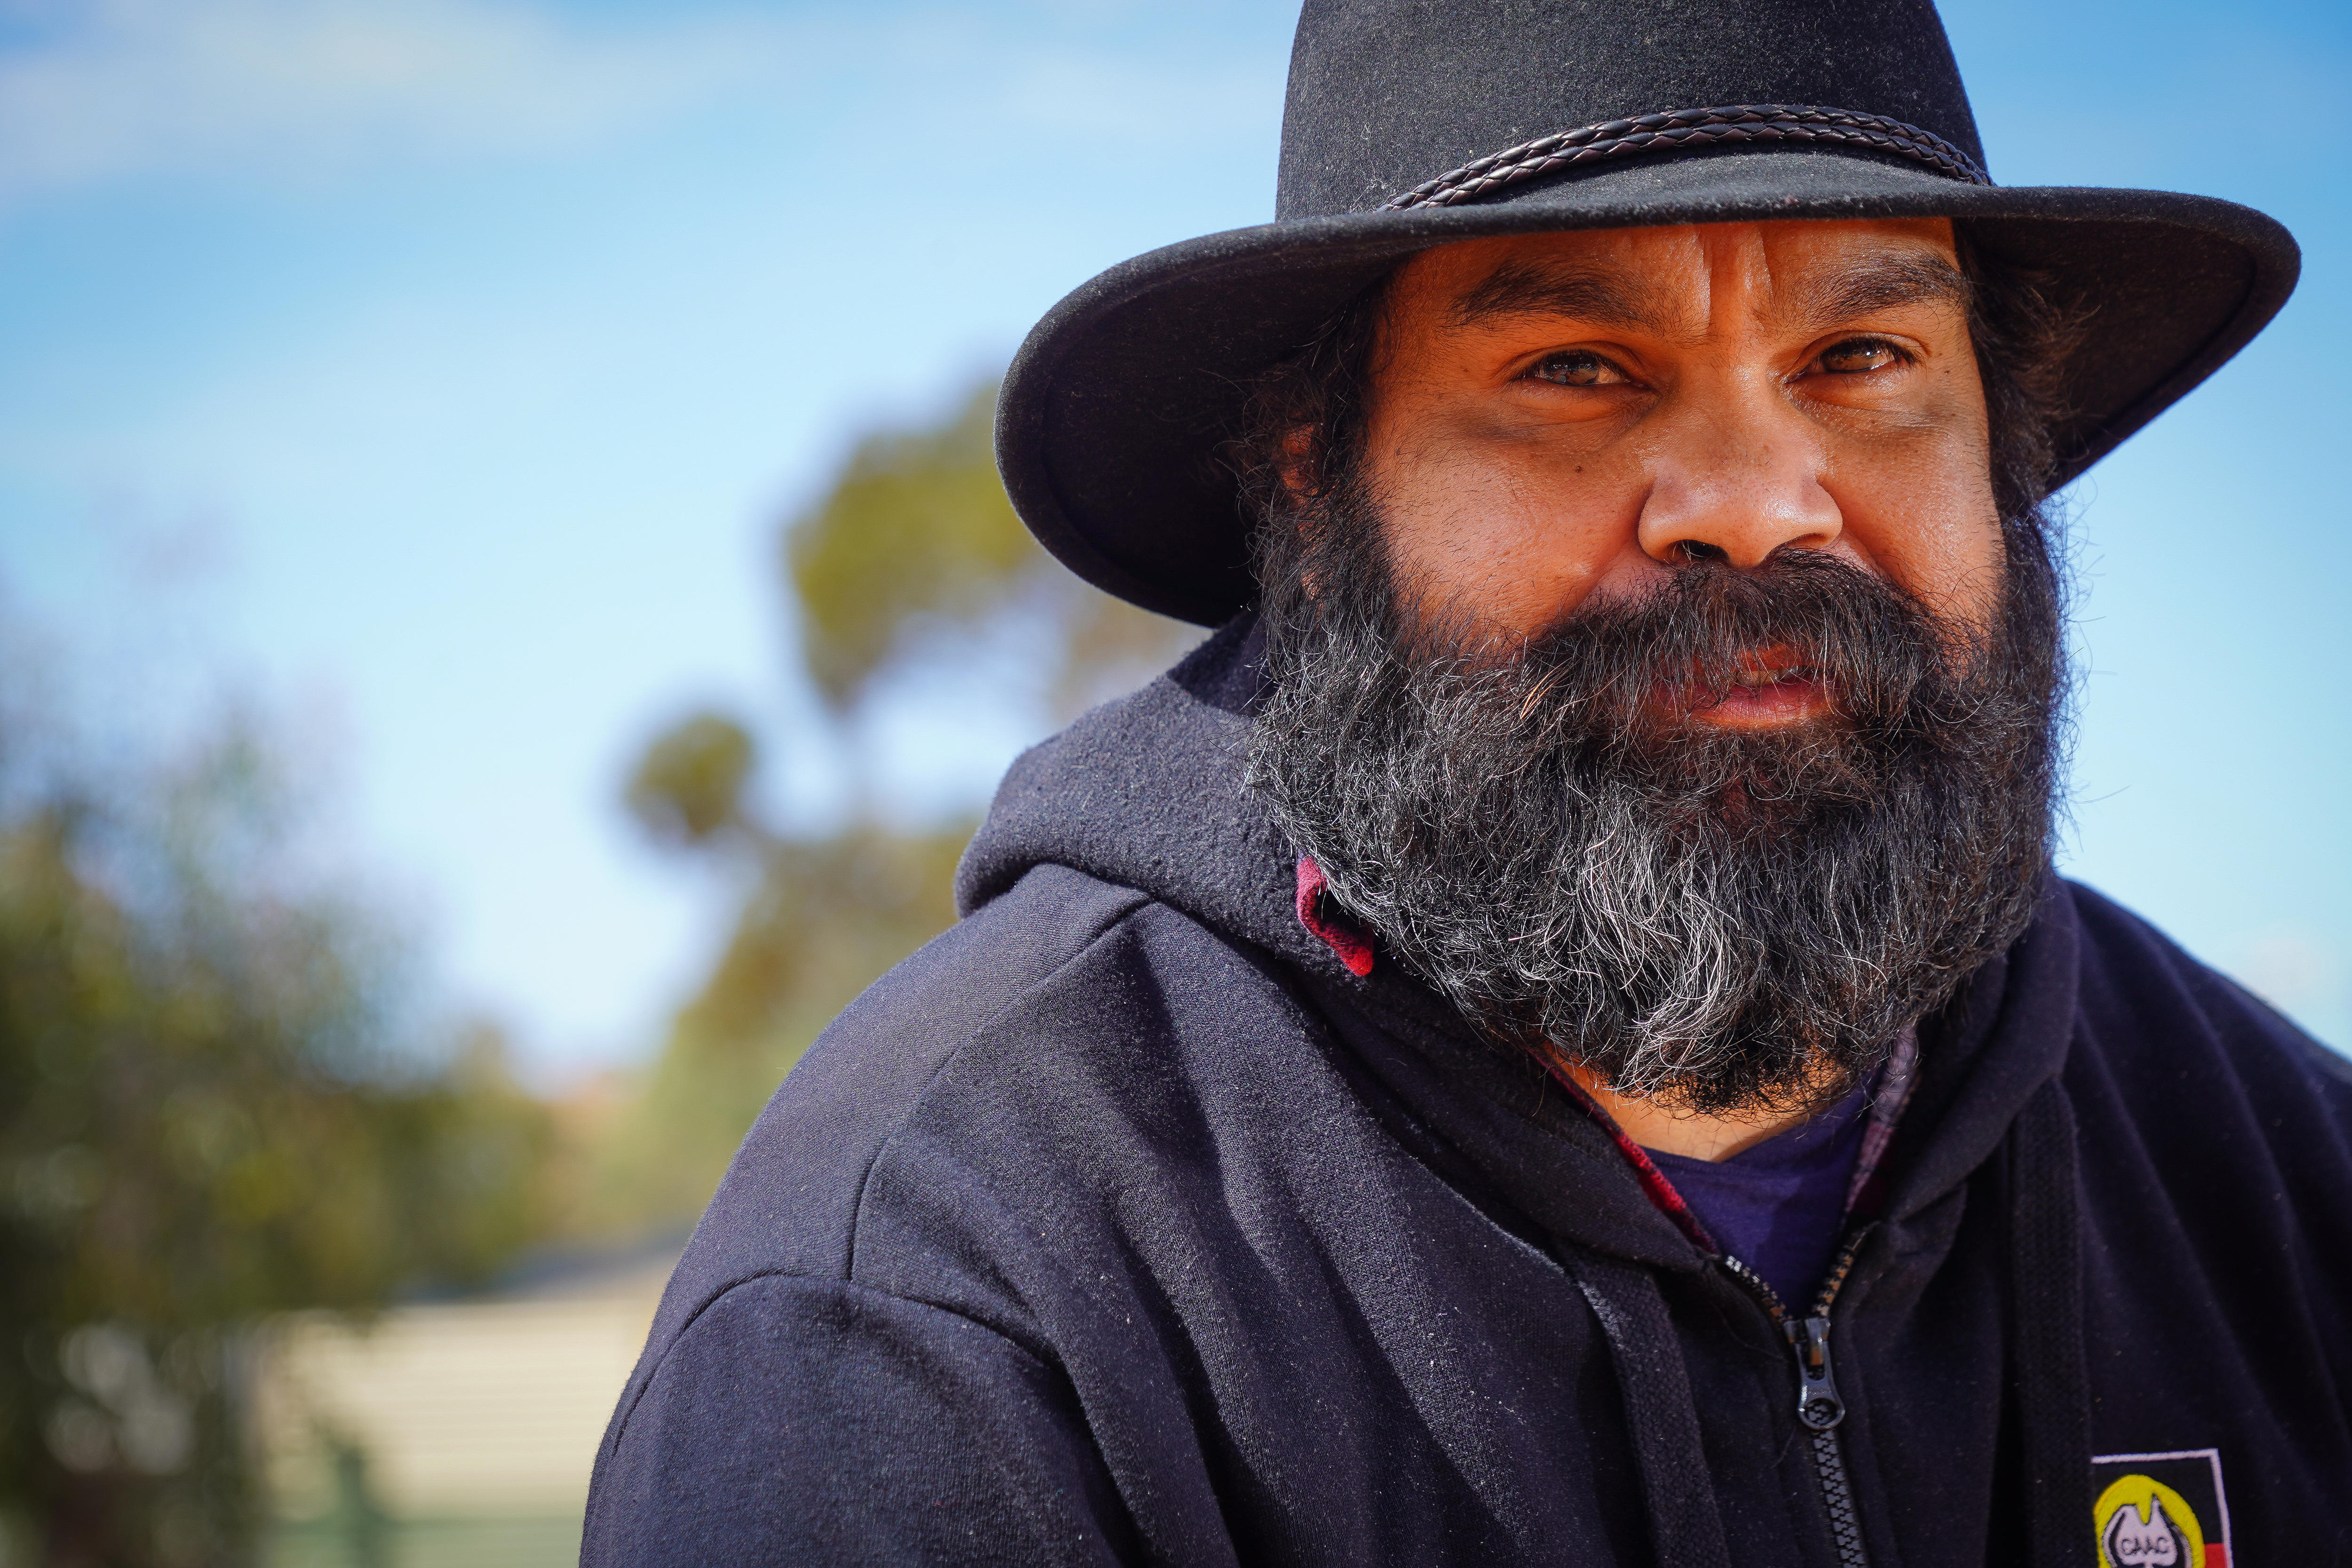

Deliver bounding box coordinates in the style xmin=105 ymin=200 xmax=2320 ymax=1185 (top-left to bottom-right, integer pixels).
xmin=1633 ymin=402 xmax=1843 ymax=569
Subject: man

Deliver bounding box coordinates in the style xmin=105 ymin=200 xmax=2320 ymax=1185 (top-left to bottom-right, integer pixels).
xmin=585 ymin=2 xmax=2349 ymax=1562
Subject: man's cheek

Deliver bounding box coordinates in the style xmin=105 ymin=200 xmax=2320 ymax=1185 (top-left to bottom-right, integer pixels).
xmin=1397 ymin=500 xmax=1645 ymax=640
xmin=1833 ymin=463 xmax=2001 ymax=616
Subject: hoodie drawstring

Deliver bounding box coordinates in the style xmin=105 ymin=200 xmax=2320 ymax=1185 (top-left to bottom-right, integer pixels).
xmin=1565 ymin=1250 xmax=1733 ymax=1568
xmin=2010 ymin=1080 xmax=2092 ymax=1567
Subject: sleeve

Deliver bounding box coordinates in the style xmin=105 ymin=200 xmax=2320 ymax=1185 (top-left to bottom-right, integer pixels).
xmin=581 ymin=1274 xmax=1137 ymax=1567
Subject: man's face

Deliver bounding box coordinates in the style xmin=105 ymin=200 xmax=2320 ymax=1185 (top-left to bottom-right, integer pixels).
xmin=1249 ymin=216 xmax=2061 ymax=1116
xmin=1364 ymin=218 xmax=2001 ymax=709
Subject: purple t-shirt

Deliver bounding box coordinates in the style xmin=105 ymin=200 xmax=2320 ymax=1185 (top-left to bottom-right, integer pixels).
xmin=1644 ymin=1076 xmax=1875 ymax=1309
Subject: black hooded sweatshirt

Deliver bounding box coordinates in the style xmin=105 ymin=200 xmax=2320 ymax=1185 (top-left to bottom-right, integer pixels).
xmin=583 ymin=621 xmax=2352 ymax=1567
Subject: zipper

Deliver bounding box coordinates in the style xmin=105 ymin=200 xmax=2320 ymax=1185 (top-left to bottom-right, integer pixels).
xmin=1722 ymin=1226 xmax=1876 ymax=1568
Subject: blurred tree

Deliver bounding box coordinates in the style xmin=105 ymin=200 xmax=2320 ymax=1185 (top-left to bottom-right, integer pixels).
xmin=624 ymin=715 xmax=755 ymax=850
xmin=584 ymin=379 xmax=1196 ymax=1239
xmin=0 ymin=708 xmax=551 ymax=1566
xmin=787 ymin=380 xmax=1195 ymax=723
xmin=586 ymin=710 xmax=965 ymax=1231
xmin=589 ymin=768 xmax=969 ymax=1234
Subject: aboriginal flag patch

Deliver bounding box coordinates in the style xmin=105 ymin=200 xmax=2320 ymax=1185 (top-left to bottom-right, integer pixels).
xmin=2091 ymin=1450 xmax=2233 ymax=1568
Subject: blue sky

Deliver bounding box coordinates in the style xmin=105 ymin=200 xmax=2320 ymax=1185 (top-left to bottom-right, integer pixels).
xmin=1 ymin=0 xmax=2345 ymax=1075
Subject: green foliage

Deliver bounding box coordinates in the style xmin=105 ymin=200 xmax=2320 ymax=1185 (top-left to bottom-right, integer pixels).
xmin=578 ymin=823 xmax=969 ymax=1236
xmin=787 ymin=381 xmax=1195 ymax=721
xmin=590 ymin=376 xmax=1199 ymax=1242
xmin=623 ymin=713 xmax=755 ymax=848
xmin=0 ymin=715 xmax=550 ymax=1566
xmin=787 ymin=383 xmax=1034 ymax=713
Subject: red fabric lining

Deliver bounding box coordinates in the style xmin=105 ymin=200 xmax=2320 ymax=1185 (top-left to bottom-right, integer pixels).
xmin=1529 ymin=1050 xmax=1721 ymax=1256
xmin=1294 ymin=858 xmax=1376 ymax=977
xmin=1291 ymin=855 xmax=1715 ymax=1252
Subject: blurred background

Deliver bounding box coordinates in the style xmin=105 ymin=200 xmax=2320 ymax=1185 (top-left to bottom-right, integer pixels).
xmin=0 ymin=0 xmax=2344 ymax=1562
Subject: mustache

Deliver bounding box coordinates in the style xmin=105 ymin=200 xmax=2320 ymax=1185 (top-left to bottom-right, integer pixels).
xmin=1401 ymin=549 xmax=1971 ymax=747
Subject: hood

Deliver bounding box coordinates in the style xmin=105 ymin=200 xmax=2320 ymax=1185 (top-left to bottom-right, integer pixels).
xmin=955 ymin=614 xmax=2079 ymax=1248
xmin=958 ymin=615 xmax=1329 ymax=977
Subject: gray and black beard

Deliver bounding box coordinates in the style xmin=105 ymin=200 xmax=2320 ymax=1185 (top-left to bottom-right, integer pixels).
xmin=1247 ymin=480 xmax=2065 ymax=1116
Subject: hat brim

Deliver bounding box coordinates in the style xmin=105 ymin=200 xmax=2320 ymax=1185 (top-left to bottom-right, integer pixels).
xmin=996 ymin=146 xmax=2299 ymax=626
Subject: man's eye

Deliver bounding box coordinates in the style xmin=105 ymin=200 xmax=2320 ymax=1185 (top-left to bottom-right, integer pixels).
xmin=1815 ymin=338 xmax=1906 ymax=374
xmin=1529 ymin=350 xmax=1629 ymax=388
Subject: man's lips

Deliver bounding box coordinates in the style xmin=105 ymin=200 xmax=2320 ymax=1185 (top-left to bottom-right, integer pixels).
xmin=1698 ymin=673 xmax=1828 ymax=728
xmin=1659 ymin=645 xmax=1831 ymax=729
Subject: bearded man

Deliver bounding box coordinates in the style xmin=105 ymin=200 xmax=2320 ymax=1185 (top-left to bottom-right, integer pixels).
xmin=584 ymin=2 xmax=2350 ymax=1563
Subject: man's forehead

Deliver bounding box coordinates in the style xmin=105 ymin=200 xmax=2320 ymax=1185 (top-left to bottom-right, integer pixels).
xmin=1406 ymin=218 xmax=1969 ymax=338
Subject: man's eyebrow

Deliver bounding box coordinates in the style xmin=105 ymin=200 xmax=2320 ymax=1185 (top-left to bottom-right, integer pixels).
xmin=1446 ymin=260 xmax=1664 ymax=334
xmin=1791 ymin=251 xmax=1972 ymax=329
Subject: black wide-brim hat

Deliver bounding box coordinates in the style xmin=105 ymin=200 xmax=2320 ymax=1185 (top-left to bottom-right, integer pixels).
xmin=996 ymin=0 xmax=2298 ymax=627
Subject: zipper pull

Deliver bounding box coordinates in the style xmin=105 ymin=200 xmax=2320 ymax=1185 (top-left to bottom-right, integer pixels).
xmin=1783 ymin=1315 xmax=1846 ymax=1431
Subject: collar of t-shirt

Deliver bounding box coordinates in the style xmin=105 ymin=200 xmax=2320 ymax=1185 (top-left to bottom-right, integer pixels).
xmin=1642 ymin=1073 xmax=1879 ymax=1309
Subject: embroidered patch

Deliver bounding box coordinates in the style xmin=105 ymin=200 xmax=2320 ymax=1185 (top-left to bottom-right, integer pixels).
xmin=2091 ymin=1451 xmax=2233 ymax=1568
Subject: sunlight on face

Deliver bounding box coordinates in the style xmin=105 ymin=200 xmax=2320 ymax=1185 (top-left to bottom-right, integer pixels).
xmin=1363 ymin=218 xmax=2003 ymax=725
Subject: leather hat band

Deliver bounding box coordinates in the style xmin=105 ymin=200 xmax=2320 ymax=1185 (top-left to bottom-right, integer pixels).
xmin=1380 ymin=103 xmax=1994 ymax=212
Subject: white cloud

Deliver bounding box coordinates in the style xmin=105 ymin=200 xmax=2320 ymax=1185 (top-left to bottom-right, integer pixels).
xmin=0 ymin=0 xmax=790 ymax=200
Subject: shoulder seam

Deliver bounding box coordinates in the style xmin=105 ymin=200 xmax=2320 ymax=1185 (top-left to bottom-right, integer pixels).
xmin=846 ymin=880 xmax=1157 ymax=1279
xmin=609 ymin=875 xmax=1157 ymax=1456
xmin=608 ymin=1269 xmax=1058 ymax=1451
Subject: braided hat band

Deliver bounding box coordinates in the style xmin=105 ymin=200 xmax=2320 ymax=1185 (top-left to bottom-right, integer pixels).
xmin=1380 ymin=103 xmax=1993 ymax=212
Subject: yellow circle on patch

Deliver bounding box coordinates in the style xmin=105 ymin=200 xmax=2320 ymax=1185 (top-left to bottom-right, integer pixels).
xmin=2094 ymin=1474 xmax=2206 ymax=1568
